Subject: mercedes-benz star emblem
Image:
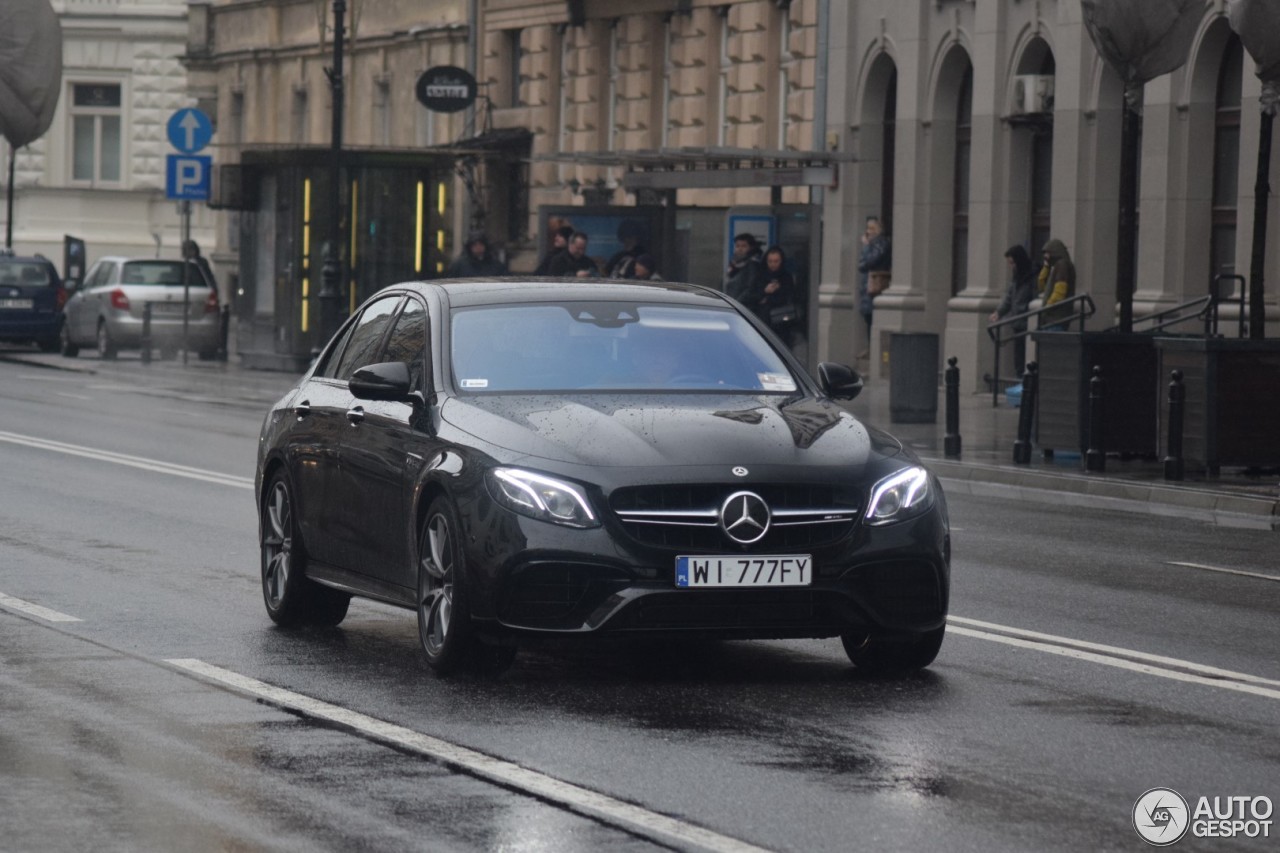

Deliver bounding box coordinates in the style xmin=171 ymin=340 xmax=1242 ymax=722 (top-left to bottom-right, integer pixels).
xmin=732 ymin=466 xmax=749 ymax=477
xmin=720 ymin=491 xmax=771 ymax=544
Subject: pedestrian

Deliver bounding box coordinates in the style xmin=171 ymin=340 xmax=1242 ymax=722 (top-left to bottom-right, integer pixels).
xmin=633 ymin=253 xmax=662 ymax=281
xmin=759 ymin=245 xmax=799 ymax=344
xmin=182 ymin=239 xmax=217 ymax=297
xmin=1037 ymin=238 xmax=1076 ymax=330
xmin=547 ymin=231 xmax=599 ymax=278
xmin=724 ymin=233 xmax=766 ymax=307
xmin=989 ymin=244 xmax=1037 ymax=374
xmin=447 ymin=231 xmax=508 ymax=278
xmin=604 ymin=219 xmax=647 ymax=279
xmin=856 ymin=216 xmax=891 ymax=357
xmin=534 ymin=224 xmax=575 ymax=276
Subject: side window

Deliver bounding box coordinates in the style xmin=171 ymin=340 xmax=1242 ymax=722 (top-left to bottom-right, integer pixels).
xmin=333 ymin=296 xmax=402 ymax=381
xmin=383 ymin=298 xmax=428 ymax=391
xmin=316 ymin=317 xmax=359 ymax=379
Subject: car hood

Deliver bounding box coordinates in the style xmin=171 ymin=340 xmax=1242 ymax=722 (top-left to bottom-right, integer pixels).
xmin=439 ymin=394 xmax=903 ymax=469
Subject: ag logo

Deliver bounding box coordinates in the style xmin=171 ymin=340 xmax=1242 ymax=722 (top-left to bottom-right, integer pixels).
xmin=1134 ymin=788 xmax=1190 ymax=846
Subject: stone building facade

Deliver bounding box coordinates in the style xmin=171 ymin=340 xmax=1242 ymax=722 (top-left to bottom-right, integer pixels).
xmin=819 ymin=0 xmax=1279 ymax=388
xmin=1 ymin=0 xmax=211 ymax=275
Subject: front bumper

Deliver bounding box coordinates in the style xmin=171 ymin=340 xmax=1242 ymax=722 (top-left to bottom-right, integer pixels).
xmin=461 ymin=500 xmax=950 ymax=640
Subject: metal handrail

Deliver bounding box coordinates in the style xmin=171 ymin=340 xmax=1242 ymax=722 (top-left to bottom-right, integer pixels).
xmin=986 ymin=295 xmax=1096 ymax=407
xmin=1100 ymin=294 xmax=1213 ymax=335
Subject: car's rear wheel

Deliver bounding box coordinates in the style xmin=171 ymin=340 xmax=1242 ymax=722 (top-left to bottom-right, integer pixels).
xmin=417 ymin=497 xmax=515 ymax=676
xmin=841 ymin=626 xmax=944 ymax=675
xmin=261 ymin=472 xmax=350 ymax=628
xmin=59 ymin=323 xmax=79 ymax=358
xmin=96 ymin=321 xmax=117 ymax=360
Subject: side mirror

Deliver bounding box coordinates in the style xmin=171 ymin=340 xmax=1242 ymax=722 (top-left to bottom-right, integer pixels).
xmin=350 ymin=361 xmax=415 ymax=403
xmin=817 ymin=362 xmax=863 ymax=400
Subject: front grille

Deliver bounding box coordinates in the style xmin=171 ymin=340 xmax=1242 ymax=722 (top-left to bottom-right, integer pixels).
xmin=609 ymin=483 xmax=860 ymax=551
xmin=617 ymin=588 xmax=854 ymax=632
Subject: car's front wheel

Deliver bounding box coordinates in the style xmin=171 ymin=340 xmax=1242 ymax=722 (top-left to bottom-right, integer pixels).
xmin=260 ymin=472 xmax=350 ymax=628
xmin=59 ymin=322 xmax=79 ymax=358
xmin=417 ymin=497 xmax=515 ymax=676
xmin=842 ymin=626 xmax=945 ymax=675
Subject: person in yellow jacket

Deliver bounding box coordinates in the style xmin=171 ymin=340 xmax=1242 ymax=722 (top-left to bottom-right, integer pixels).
xmin=1037 ymin=238 xmax=1076 ymax=329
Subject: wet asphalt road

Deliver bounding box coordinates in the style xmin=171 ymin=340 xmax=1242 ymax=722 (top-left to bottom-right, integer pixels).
xmin=1 ymin=351 xmax=1278 ymax=852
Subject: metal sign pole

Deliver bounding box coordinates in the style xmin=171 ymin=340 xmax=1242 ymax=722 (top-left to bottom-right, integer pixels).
xmin=181 ymin=200 xmax=191 ymax=365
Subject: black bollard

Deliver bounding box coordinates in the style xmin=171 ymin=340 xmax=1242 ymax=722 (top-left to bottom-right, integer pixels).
xmin=141 ymin=302 xmax=152 ymax=365
xmin=1085 ymin=365 xmax=1106 ymax=472
xmin=944 ymin=356 xmax=961 ymax=458
xmin=1163 ymin=369 xmax=1185 ymax=481
xmin=1013 ymin=362 xmax=1038 ymax=464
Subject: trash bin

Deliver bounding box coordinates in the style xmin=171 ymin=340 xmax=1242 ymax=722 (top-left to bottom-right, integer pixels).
xmin=889 ymin=332 xmax=940 ymax=423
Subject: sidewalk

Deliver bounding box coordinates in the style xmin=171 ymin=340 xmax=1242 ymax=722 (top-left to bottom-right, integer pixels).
xmin=3 ymin=346 xmax=1277 ymax=530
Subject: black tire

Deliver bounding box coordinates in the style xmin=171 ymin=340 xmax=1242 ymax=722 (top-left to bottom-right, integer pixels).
xmin=260 ymin=471 xmax=350 ymax=628
xmin=96 ymin=321 xmax=117 ymax=360
xmin=37 ymin=336 xmax=59 ymax=353
xmin=59 ymin=323 xmax=79 ymax=358
xmin=416 ymin=496 xmax=515 ymax=676
xmin=841 ymin=625 xmax=945 ymax=675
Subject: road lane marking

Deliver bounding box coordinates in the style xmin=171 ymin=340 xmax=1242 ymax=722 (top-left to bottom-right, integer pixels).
xmin=1166 ymin=561 xmax=1280 ymax=583
xmin=0 ymin=591 xmax=82 ymax=623
xmin=55 ymin=392 xmax=92 ymax=400
xmin=949 ymin=617 xmax=1280 ymax=699
xmin=166 ymin=659 xmax=770 ymax=853
xmin=0 ymin=430 xmax=252 ymax=490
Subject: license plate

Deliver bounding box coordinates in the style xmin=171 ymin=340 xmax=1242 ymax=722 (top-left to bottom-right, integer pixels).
xmin=151 ymin=302 xmax=186 ymax=313
xmin=675 ymin=555 xmax=812 ymax=588
xmin=0 ymin=299 xmax=33 ymax=310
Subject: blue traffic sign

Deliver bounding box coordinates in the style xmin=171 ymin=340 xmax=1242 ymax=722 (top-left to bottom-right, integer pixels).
xmin=166 ymin=154 xmax=212 ymax=201
xmin=167 ymin=108 xmax=213 ymax=154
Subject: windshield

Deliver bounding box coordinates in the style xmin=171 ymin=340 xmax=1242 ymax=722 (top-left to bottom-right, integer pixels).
xmin=450 ymin=302 xmax=798 ymax=394
xmin=121 ymin=261 xmax=208 ymax=287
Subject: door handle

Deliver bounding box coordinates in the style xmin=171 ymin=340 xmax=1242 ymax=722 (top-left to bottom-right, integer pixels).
xmin=346 ymin=406 xmax=365 ymax=425
xmin=293 ymin=400 xmax=311 ymax=419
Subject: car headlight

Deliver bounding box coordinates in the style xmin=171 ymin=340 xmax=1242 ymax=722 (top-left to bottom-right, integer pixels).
xmin=865 ymin=466 xmax=933 ymax=526
xmin=488 ymin=468 xmax=599 ymax=528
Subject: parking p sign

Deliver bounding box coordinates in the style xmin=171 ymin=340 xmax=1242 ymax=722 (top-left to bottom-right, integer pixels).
xmin=166 ymin=154 xmax=211 ymax=201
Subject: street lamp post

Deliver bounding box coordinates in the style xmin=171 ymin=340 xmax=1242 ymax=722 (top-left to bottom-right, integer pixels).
xmin=319 ymin=0 xmax=347 ymax=347
xmin=1228 ymin=0 xmax=1279 ymax=340
xmin=1081 ymin=0 xmax=1202 ymax=333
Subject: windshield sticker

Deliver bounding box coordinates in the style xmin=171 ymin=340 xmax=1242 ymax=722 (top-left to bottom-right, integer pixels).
xmin=460 ymin=378 xmax=489 ymax=389
xmin=757 ymin=373 xmax=796 ymax=392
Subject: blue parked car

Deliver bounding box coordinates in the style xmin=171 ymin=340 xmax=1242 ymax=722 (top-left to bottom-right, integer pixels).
xmin=0 ymin=249 xmax=65 ymax=352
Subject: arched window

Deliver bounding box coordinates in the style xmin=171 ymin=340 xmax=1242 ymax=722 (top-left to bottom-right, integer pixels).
xmin=882 ymin=70 xmax=897 ymax=235
xmin=1210 ymin=35 xmax=1243 ymax=282
xmin=952 ymin=65 xmax=973 ymax=296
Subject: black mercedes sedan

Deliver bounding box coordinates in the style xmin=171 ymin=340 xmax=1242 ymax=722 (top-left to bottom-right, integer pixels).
xmin=255 ymin=280 xmax=949 ymax=675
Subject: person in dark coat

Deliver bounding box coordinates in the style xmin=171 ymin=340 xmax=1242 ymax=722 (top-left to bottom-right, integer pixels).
xmin=724 ymin=233 xmax=766 ymax=307
xmin=547 ymin=231 xmax=599 ymax=277
xmin=758 ymin=245 xmax=798 ymax=344
xmin=990 ymin=244 xmax=1037 ymax=374
xmin=182 ymin=239 xmax=217 ymax=298
xmin=534 ymin=224 xmax=575 ymax=276
xmin=856 ymin=216 xmax=891 ymax=352
xmin=604 ymin=219 xmax=647 ymax=279
xmin=633 ymin=253 xmax=662 ymax=281
xmin=447 ymin=231 xmax=508 ymax=278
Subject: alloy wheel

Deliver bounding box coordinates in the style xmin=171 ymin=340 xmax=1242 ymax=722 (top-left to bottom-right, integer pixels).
xmin=262 ymin=480 xmax=293 ymax=609
xmin=419 ymin=512 xmax=455 ymax=656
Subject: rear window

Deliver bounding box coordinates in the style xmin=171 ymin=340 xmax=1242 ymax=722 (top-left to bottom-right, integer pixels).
xmin=0 ymin=261 xmax=55 ymax=287
xmin=120 ymin=261 xmax=208 ymax=288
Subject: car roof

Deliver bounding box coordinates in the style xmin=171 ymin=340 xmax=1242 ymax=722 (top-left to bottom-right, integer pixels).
xmin=386 ymin=278 xmax=730 ymax=309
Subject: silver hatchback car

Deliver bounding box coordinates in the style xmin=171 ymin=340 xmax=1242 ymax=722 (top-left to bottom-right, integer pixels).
xmin=61 ymin=256 xmax=221 ymax=359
